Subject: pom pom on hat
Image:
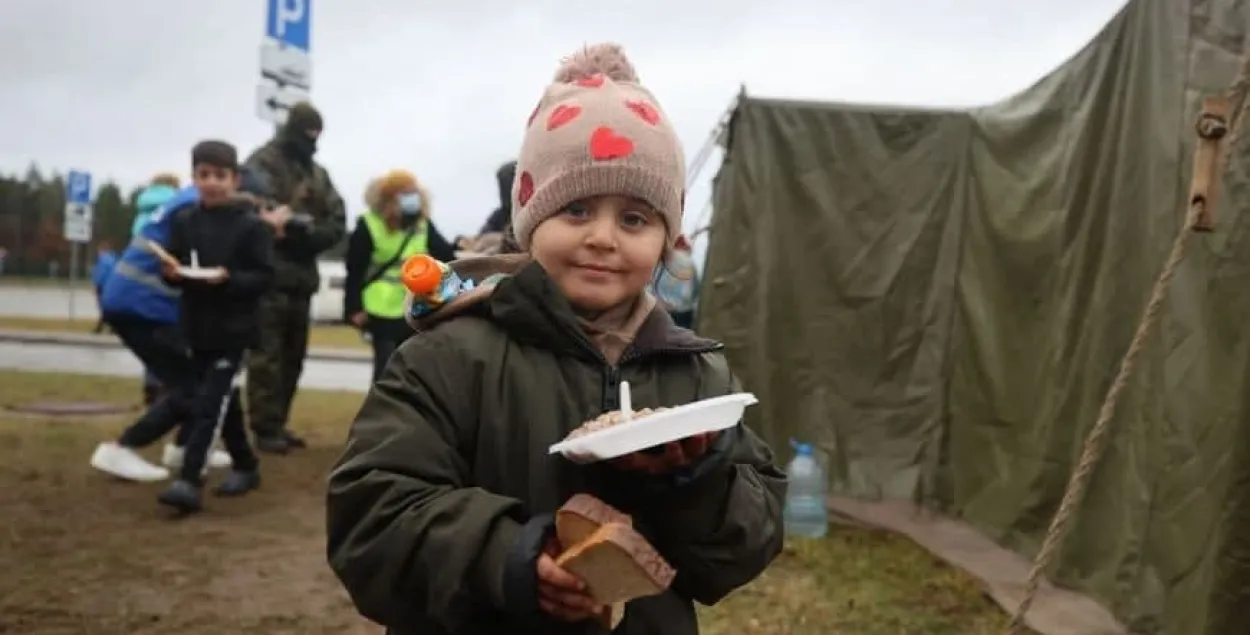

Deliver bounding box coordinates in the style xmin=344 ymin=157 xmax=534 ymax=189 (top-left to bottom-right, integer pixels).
xmin=553 ymin=42 xmax=639 ymax=84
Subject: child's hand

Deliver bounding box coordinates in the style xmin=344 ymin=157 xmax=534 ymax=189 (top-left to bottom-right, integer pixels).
xmin=262 ymin=205 xmax=292 ymax=237
xmin=161 ymin=261 xmax=182 ymax=281
xmin=537 ymin=540 xmax=600 ymax=622
xmin=610 ymin=432 xmax=718 ymax=475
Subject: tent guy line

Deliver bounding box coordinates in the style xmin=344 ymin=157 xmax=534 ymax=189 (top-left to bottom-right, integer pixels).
xmin=1006 ymin=45 xmax=1250 ymax=635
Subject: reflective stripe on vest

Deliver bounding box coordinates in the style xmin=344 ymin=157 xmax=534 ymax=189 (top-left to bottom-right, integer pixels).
xmin=112 ymin=260 xmax=180 ymax=298
xmin=361 ymin=212 xmax=429 ymax=319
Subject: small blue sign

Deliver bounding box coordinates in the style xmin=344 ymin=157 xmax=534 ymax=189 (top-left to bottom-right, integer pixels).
xmin=266 ymin=0 xmax=311 ymax=52
xmin=66 ymin=170 xmax=92 ymax=205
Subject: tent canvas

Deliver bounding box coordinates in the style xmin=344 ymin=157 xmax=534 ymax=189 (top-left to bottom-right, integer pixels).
xmin=698 ymin=0 xmax=1250 ymax=633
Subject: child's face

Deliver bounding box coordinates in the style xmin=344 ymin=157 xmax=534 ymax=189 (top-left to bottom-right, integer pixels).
xmin=192 ymin=164 xmax=239 ymax=206
xmin=530 ymin=195 xmax=667 ymax=312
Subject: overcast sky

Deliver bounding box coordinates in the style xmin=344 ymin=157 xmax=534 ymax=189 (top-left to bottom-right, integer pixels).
xmin=1 ymin=0 xmax=1128 ymax=243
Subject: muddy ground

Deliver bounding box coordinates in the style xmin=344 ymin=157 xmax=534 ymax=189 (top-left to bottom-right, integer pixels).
xmin=0 ymin=373 xmax=377 ymax=635
xmin=0 ymin=370 xmax=1018 ymax=635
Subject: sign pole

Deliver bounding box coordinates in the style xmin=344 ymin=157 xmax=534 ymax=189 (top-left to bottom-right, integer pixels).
xmin=68 ymin=243 xmax=78 ymax=322
xmin=63 ymin=169 xmax=93 ymax=324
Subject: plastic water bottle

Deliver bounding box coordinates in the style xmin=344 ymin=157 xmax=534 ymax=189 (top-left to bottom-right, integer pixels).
xmin=783 ymin=439 xmax=828 ymax=538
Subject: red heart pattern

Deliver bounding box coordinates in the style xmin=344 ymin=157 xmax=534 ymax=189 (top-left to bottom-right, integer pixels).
xmin=546 ymin=104 xmax=582 ymax=131
xmin=576 ymin=74 xmax=605 ymax=88
xmin=589 ymin=126 xmax=634 ymax=161
xmin=517 ymin=171 xmax=535 ymax=206
xmin=626 ymin=100 xmax=660 ymax=125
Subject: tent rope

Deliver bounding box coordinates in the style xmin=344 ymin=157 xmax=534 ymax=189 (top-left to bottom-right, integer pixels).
xmin=1006 ymin=52 xmax=1250 ymax=635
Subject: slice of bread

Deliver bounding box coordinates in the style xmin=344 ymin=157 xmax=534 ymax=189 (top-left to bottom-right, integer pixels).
xmin=554 ymin=523 xmax=677 ymax=605
xmin=596 ymin=602 xmax=626 ymax=630
xmin=556 ymin=494 xmax=633 ymax=549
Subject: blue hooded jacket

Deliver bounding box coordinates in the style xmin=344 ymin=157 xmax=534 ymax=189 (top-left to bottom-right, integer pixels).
xmin=90 ymin=250 xmax=118 ymax=291
xmin=131 ymin=184 xmax=179 ymax=237
xmin=100 ymin=186 xmax=199 ymax=324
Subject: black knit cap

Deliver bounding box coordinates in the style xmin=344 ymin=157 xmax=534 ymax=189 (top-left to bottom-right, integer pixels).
xmin=283 ymin=101 xmax=323 ymax=133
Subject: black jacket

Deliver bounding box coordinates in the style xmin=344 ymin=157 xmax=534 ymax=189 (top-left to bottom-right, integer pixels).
xmin=164 ymin=199 xmax=275 ymax=351
xmin=342 ymin=216 xmax=457 ymax=321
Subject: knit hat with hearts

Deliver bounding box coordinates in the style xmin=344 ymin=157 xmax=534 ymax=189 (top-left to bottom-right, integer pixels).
xmin=510 ymin=43 xmax=686 ymax=251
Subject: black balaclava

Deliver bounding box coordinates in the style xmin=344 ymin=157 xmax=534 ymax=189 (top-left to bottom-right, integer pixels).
xmin=280 ymin=102 xmax=324 ymax=164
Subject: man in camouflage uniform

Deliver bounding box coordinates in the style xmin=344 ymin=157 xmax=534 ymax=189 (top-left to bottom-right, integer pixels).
xmin=243 ymin=102 xmax=347 ymax=454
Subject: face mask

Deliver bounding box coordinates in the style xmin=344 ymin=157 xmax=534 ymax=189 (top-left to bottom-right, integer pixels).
xmin=294 ymin=134 xmax=318 ymax=157
xmin=398 ymin=192 xmax=423 ymax=216
xmin=281 ymin=129 xmax=319 ymax=158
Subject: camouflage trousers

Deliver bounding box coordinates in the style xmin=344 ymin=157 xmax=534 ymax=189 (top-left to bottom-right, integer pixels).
xmin=246 ymin=291 xmax=310 ymax=439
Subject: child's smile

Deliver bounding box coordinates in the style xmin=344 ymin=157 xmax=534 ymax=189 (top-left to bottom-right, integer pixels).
xmin=531 ymin=195 xmax=666 ymax=312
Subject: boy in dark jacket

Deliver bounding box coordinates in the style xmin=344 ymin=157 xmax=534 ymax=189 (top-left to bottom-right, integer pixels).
xmin=158 ymin=140 xmax=275 ymax=514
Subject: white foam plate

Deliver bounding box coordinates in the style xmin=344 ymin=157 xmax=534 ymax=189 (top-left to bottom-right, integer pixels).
xmin=549 ymin=393 xmax=759 ymax=463
xmin=177 ymin=266 xmax=219 ymax=280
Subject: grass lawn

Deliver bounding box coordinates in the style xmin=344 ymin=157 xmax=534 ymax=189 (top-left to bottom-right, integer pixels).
xmin=0 ymin=369 xmax=1022 ymax=634
xmin=0 ymin=315 xmax=368 ymax=351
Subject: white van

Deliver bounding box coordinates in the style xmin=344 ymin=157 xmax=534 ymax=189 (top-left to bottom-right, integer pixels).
xmin=311 ymin=259 xmax=347 ymax=323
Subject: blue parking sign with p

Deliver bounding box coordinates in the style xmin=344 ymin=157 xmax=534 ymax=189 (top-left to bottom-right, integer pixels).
xmin=266 ymin=0 xmax=311 ymax=52
xmin=66 ymin=170 xmax=92 ymax=205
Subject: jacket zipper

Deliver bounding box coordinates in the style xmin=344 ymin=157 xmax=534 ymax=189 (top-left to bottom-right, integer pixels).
xmin=599 ymin=342 xmax=724 ymax=412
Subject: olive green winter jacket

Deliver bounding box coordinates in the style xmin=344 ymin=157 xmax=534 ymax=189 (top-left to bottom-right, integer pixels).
xmin=243 ymin=140 xmax=347 ymax=295
xmin=326 ymin=259 xmax=787 ymax=635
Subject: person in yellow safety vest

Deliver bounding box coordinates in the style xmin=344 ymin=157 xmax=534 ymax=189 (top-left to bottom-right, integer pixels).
xmin=343 ymin=169 xmax=458 ymax=381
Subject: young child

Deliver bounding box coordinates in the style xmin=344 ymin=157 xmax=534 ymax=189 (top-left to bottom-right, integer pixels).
xmin=90 ymin=184 xmax=233 ymax=483
xmin=327 ymin=44 xmax=787 ymax=634
xmin=158 ymin=140 xmax=274 ymax=513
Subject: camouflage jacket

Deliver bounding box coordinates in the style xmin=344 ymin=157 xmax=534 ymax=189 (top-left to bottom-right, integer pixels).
xmin=244 ymin=139 xmax=347 ymax=295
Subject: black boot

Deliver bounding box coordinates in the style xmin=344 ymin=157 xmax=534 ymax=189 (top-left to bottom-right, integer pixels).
xmin=283 ymin=429 xmax=307 ymax=449
xmin=158 ymin=479 xmax=203 ymax=514
xmin=254 ymin=434 xmax=290 ymax=455
xmin=215 ymin=470 xmax=261 ymax=497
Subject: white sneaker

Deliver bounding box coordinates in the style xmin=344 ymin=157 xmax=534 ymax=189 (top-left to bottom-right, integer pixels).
xmin=162 ymin=444 xmax=233 ymax=470
xmin=90 ymin=442 xmax=170 ymax=482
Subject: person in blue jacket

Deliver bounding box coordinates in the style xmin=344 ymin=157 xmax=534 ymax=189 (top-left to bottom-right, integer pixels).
xmin=132 ymin=174 xmax=181 ymax=235
xmin=89 ymin=243 xmax=118 ymax=333
xmin=90 ymin=244 xmax=118 ymax=290
xmin=88 ymin=183 xmax=233 ymax=482
xmin=131 ymin=177 xmax=183 ymax=402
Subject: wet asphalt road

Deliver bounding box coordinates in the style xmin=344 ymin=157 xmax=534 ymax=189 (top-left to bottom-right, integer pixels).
xmin=0 ymin=340 xmax=369 ymax=392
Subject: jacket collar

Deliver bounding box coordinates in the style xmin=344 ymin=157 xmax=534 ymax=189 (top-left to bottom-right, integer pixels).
xmin=415 ymin=255 xmax=720 ymax=364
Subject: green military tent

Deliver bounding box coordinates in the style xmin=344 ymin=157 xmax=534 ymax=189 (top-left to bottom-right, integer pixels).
xmin=699 ymin=0 xmax=1250 ymax=633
